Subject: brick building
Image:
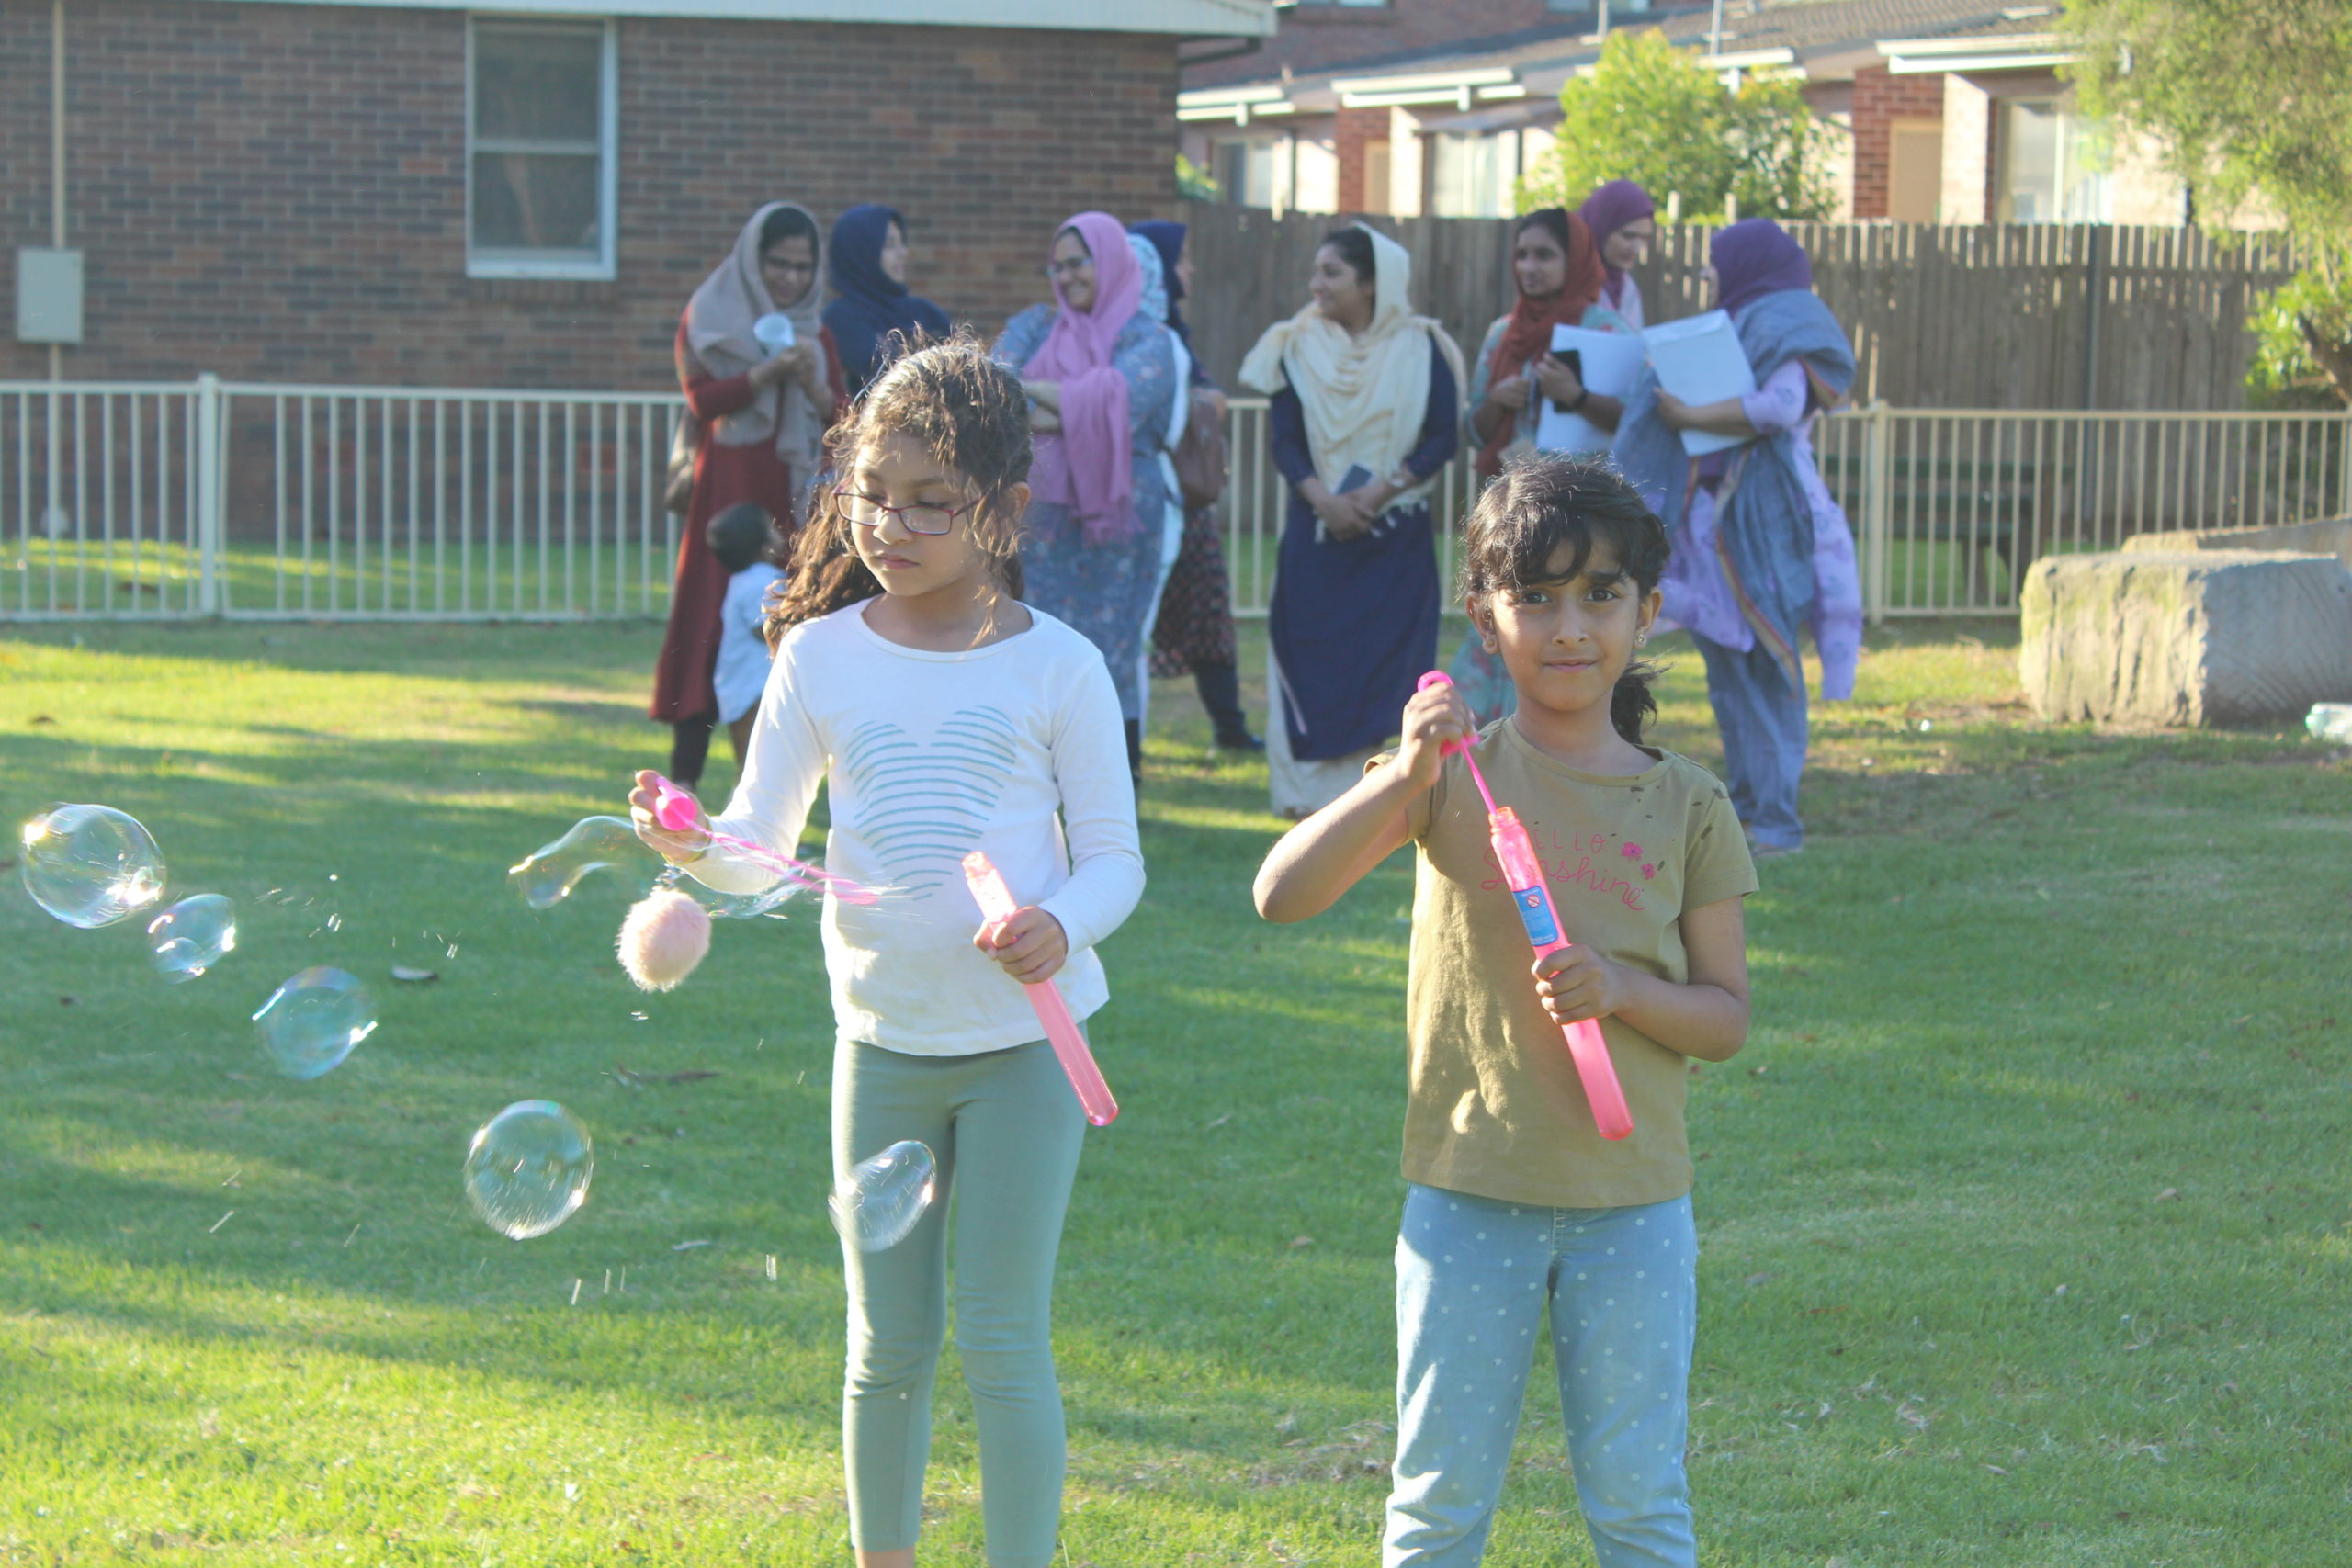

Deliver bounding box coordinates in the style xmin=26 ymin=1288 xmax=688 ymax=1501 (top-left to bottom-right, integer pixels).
xmin=4 ymin=0 xmax=1276 ymax=389
xmin=1182 ymin=0 xmax=1679 ymax=91
xmin=1179 ymin=0 xmax=2218 ymax=229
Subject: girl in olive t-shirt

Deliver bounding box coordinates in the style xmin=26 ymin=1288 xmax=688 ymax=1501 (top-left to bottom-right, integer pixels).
xmin=1254 ymin=455 xmax=1756 ymax=1568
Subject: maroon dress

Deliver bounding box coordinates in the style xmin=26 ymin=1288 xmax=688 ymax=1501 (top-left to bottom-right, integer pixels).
xmin=649 ymin=311 xmax=848 ymax=725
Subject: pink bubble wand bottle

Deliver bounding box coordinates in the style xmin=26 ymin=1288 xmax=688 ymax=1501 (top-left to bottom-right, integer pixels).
xmin=647 ymin=775 xmax=878 ymax=905
xmin=1417 ymin=671 xmax=1633 ymax=1141
xmin=962 ymin=850 xmax=1119 ymax=1127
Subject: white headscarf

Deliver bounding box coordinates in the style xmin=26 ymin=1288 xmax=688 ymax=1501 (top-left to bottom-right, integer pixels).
xmin=1238 ymin=222 xmax=1465 ymax=505
xmin=685 ymin=201 xmax=828 ymax=475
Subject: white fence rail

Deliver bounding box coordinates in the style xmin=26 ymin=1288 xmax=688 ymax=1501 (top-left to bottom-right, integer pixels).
xmin=1221 ymin=399 xmax=2352 ymax=623
xmin=6 ymin=378 xmax=2348 ymax=625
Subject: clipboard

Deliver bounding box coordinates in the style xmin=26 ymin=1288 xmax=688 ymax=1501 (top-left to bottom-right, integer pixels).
xmin=1533 ymin=326 xmax=1645 ymax=456
xmin=1642 ymin=310 xmax=1757 ymax=457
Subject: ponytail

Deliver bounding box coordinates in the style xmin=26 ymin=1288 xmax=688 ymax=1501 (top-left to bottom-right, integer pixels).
xmin=1610 ymin=656 xmax=1661 ymax=745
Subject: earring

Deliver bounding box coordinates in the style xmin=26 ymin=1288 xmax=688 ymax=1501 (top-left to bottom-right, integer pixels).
xmin=1635 ymin=630 xmax=1648 ymax=647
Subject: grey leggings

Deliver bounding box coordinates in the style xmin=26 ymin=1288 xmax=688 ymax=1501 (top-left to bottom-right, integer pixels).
xmin=835 ymin=1038 xmax=1086 ymax=1568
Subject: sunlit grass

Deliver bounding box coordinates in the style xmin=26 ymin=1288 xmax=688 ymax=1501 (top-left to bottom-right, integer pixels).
xmin=1 ymin=615 xmax=2346 ymax=1565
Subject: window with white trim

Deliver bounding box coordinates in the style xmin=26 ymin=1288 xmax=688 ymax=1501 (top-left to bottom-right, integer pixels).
xmin=1998 ymin=97 xmax=2109 ymax=225
xmin=467 ymin=17 xmax=616 ymax=280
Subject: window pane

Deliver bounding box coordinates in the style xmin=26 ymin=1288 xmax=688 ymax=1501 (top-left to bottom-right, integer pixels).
xmin=472 ymin=153 xmax=601 ymax=253
xmin=2060 ymin=116 xmax=2110 ymax=223
xmin=2002 ymin=100 xmax=2059 ymax=222
xmin=474 ymin=27 xmax=601 ymax=143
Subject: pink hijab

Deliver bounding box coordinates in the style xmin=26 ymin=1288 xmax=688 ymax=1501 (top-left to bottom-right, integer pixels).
xmin=1021 ymin=211 xmax=1145 ymax=544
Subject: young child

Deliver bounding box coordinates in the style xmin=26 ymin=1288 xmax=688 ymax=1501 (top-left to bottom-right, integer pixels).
xmin=630 ymin=339 xmax=1144 ymax=1568
xmin=1254 ymin=454 xmax=1756 ymax=1568
xmin=706 ymin=501 xmax=786 ymax=772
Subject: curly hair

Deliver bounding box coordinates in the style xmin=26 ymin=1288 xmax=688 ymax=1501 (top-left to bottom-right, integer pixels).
xmin=1458 ymin=454 xmax=1671 ymax=744
xmin=763 ymin=333 xmax=1032 ymax=647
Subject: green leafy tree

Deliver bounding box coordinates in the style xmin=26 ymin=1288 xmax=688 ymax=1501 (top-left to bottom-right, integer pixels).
xmin=1176 ymin=152 xmax=1222 ymax=203
xmin=2064 ymin=0 xmax=2352 ymax=404
xmin=1517 ymin=30 xmax=1836 ymax=222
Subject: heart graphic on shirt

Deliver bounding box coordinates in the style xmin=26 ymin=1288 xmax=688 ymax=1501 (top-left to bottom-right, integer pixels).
xmin=835 ymin=708 xmax=1018 ymax=891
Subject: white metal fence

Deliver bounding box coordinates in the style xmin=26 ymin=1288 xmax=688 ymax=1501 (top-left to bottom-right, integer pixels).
xmin=1220 ymin=399 xmax=2352 ymax=623
xmin=6 ymin=378 xmax=2348 ymax=625
xmin=3 ymin=378 xmax=682 ymax=622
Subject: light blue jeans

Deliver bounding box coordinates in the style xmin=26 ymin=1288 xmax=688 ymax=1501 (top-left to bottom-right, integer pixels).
xmin=1385 ymin=1184 xmax=1699 ymax=1568
xmin=1694 ymin=632 xmax=1808 ymax=850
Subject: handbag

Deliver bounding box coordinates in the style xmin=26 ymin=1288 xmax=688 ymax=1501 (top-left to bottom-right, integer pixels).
xmin=662 ymin=409 xmax=699 ymax=516
xmin=1172 ymin=389 xmax=1229 ymax=511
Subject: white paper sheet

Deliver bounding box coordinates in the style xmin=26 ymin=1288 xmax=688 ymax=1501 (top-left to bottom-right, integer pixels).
xmin=1642 ymin=310 xmax=1756 ymax=457
xmin=1532 ymin=326 xmax=1647 ymax=457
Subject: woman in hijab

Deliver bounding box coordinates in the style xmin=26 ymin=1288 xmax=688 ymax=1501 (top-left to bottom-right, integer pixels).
xmin=1466 ymin=208 xmax=1612 ymax=479
xmin=1611 ymin=218 xmax=1862 ymax=856
xmin=1578 ymin=178 xmax=1658 ymax=331
xmin=824 ymin=204 xmax=954 ymax=398
xmin=1444 ymin=208 xmax=1614 ymax=725
xmin=1239 ymin=222 xmax=1465 ymax=818
xmin=1125 ymin=233 xmax=1192 ymax=727
xmin=1130 ymin=220 xmax=1260 ymax=751
xmin=994 ymin=211 xmax=1178 ymax=779
xmin=651 ymin=201 xmax=847 ymax=789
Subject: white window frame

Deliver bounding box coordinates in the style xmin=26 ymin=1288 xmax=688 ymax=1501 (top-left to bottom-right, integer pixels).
xmin=465 ymin=14 xmax=618 ymax=281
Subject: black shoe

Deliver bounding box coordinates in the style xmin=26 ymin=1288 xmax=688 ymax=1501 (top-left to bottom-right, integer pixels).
xmin=1214 ymin=728 xmax=1264 ymax=752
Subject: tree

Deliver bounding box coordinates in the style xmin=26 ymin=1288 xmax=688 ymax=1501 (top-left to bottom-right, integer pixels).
xmin=1517 ymin=30 xmax=1837 ymax=223
xmin=1176 ymin=152 xmax=1222 ymax=204
xmin=2064 ymin=0 xmax=2352 ymax=404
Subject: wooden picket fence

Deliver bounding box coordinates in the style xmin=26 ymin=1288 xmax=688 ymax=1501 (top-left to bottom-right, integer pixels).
xmin=1178 ymin=204 xmax=2300 ymax=413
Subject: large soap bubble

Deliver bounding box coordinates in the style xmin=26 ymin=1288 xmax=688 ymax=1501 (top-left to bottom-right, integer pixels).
xmin=830 ymin=1140 xmax=937 ymax=1253
xmin=148 ymin=894 xmax=237 ymax=983
xmin=18 ymin=804 xmax=167 ymax=929
xmin=253 ymin=966 xmax=377 ymax=1079
xmin=464 ymin=1100 xmax=594 ymax=1240
xmin=507 ymin=816 xmax=665 ymax=909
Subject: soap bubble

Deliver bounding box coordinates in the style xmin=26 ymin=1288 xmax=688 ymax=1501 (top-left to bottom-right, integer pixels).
xmin=658 ymin=863 xmax=803 ymax=920
xmin=829 ymin=1140 xmax=937 ymax=1253
xmin=147 ymin=894 xmax=236 ymax=983
xmin=253 ymin=966 xmax=377 ymax=1079
xmin=508 ymin=816 xmax=664 ymax=909
xmin=18 ymin=804 xmax=167 ymax=928
xmin=463 ymin=1100 xmax=594 ymax=1240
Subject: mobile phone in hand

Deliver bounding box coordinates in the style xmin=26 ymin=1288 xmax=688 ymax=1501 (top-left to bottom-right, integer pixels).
xmin=1545 ymin=348 xmax=1583 ymax=417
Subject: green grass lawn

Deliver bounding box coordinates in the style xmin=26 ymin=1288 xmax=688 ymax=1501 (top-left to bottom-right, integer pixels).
xmin=2 ymin=615 xmax=2347 ymax=1566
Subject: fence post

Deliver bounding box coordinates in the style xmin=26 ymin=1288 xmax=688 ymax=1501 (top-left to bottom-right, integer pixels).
xmin=1861 ymin=400 xmax=1892 ymax=626
xmin=195 ymin=373 xmax=223 ymax=615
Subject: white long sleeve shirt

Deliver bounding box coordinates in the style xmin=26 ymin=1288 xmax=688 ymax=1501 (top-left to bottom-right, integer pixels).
xmin=693 ymin=600 xmax=1145 ymax=1055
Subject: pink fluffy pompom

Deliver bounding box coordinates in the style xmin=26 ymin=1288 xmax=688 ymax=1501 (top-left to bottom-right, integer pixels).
xmin=616 ymin=887 xmax=711 ymax=992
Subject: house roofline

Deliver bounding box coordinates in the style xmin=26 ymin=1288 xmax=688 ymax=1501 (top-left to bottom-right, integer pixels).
xmin=170 ymin=0 xmax=1280 ymax=35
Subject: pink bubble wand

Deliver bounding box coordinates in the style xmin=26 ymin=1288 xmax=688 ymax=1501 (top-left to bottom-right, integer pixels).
xmin=1417 ymin=671 xmax=1633 ymax=1141
xmin=647 ymin=774 xmax=877 ymax=906
xmin=962 ymin=850 xmax=1119 ymax=1127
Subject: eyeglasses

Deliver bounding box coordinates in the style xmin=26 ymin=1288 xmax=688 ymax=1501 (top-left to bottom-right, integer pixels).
xmin=834 ymin=484 xmax=978 ymax=536
xmin=1043 ymin=256 xmax=1093 ymax=279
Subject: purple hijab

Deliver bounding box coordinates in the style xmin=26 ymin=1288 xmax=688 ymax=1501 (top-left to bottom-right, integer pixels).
xmin=1022 ymin=211 xmax=1145 ymax=544
xmin=1577 ymin=179 xmax=1655 ymax=309
xmin=1712 ymin=219 xmax=1815 ymax=319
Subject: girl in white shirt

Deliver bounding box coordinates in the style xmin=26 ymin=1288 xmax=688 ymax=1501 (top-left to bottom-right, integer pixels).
xmin=630 ymin=339 xmax=1143 ymax=1568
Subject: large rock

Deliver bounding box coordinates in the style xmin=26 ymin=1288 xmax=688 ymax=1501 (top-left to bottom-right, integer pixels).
xmin=2123 ymin=516 xmax=2352 ymax=568
xmin=2020 ymin=550 xmax=2352 ymax=727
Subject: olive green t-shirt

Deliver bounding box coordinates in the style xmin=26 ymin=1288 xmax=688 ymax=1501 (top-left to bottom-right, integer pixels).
xmin=1385 ymin=721 xmax=1757 ymax=1209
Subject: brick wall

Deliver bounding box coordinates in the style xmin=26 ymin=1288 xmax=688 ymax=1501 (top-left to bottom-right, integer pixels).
xmin=1186 ymin=0 xmax=1571 ymax=89
xmin=1 ymin=2 xmax=1177 ymax=389
xmin=1332 ymin=106 xmax=1391 ymax=214
xmin=1849 ymin=64 xmax=1943 ymax=220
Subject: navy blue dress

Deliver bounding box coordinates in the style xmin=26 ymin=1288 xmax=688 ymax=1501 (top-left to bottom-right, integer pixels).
xmin=1267 ymin=342 xmax=1459 ymax=761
